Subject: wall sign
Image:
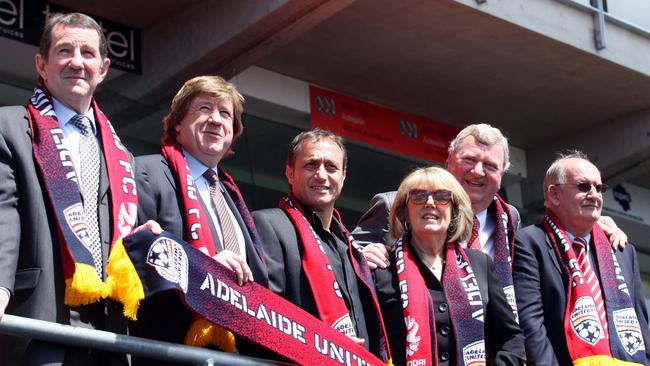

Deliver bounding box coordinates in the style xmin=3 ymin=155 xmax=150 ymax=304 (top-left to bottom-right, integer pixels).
xmin=309 ymin=85 xmax=459 ymax=163
xmin=0 ymin=0 xmax=141 ymax=74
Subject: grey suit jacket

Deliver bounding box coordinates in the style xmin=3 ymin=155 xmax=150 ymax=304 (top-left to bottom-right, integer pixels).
xmin=352 ymin=190 xmax=521 ymax=246
xmin=0 ymin=105 xmax=128 ymax=366
xmin=513 ymin=224 xmax=650 ymax=366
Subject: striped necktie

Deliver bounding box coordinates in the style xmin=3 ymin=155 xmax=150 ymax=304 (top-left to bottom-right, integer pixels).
xmin=203 ymin=169 xmax=241 ymax=255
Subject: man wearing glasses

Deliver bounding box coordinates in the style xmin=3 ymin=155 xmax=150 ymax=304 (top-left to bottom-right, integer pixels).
xmin=513 ymin=151 xmax=649 ymax=365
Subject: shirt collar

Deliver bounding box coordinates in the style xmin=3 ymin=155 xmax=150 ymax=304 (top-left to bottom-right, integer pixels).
xmin=52 ymin=97 xmax=96 ymax=134
xmin=475 ymin=208 xmax=488 ymax=229
xmin=183 ymin=148 xmax=218 ymax=180
xmin=565 ymin=231 xmax=592 ymax=250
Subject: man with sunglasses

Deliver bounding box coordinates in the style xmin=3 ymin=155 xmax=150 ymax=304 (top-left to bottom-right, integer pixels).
xmin=513 ymin=152 xmax=649 ymax=365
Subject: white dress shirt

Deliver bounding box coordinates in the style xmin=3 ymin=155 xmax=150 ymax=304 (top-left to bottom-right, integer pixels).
xmin=52 ymin=97 xmax=98 ymax=192
xmin=184 ymin=150 xmax=246 ymax=259
xmin=461 ymin=208 xmax=496 ymax=258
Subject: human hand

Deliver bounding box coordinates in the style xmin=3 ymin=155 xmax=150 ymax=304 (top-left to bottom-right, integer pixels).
xmin=213 ymin=250 xmax=254 ymax=286
xmin=132 ymin=220 xmax=164 ymax=235
xmin=348 ymin=335 xmax=366 ymax=346
xmin=598 ymin=215 xmax=627 ymax=251
xmin=0 ymin=288 xmax=9 ymax=320
xmin=363 ymin=243 xmax=389 ymax=270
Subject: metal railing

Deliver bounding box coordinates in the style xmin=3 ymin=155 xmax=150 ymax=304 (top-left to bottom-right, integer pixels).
xmin=0 ymin=315 xmax=276 ymax=366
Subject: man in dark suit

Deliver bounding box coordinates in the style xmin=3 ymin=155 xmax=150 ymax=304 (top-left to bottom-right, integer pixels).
xmin=513 ymin=152 xmax=650 ymax=365
xmin=252 ymin=129 xmax=389 ymax=361
xmin=133 ymin=75 xmax=267 ymax=360
xmin=0 ymin=12 xmax=159 ymax=366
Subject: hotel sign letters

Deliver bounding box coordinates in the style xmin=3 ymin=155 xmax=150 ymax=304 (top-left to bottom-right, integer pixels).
xmin=0 ymin=0 xmax=141 ymax=74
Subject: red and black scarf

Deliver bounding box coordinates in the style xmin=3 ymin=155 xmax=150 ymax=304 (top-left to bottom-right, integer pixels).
xmin=491 ymin=195 xmax=518 ymax=320
xmin=27 ymin=86 xmax=141 ymax=318
xmin=396 ymin=236 xmax=486 ymax=366
xmin=279 ymin=193 xmax=392 ymax=362
xmin=161 ymin=140 xmax=265 ymax=351
xmin=543 ymin=211 xmax=646 ymax=364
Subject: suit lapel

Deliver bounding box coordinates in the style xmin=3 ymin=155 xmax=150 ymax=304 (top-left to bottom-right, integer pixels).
xmin=545 ymin=233 xmax=563 ymax=276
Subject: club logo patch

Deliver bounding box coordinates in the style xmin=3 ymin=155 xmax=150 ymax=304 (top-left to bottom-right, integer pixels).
xmin=462 ymin=340 xmax=485 ymax=366
xmin=570 ymin=296 xmax=604 ymax=345
xmin=146 ymin=237 xmax=189 ymax=293
xmin=613 ymin=308 xmax=645 ymax=356
xmin=63 ymin=203 xmax=93 ymax=251
xmin=405 ymin=316 xmax=421 ymax=356
xmin=332 ymin=314 xmax=356 ymax=337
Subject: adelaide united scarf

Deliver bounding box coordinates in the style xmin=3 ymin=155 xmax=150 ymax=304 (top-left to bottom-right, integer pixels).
xmin=161 ymin=140 xmax=266 ymax=351
xmin=543 ymin=211 xmax=646 ymax=365
xmin=27 ymin=86 xmax=141 ymax=318
xmin=491 ymin=195 xmax=518 ymax=320
xmin=396 ymin=237 xmax=486 ymax=366
xmin=280 ymin=193 xmax=391 ymax=361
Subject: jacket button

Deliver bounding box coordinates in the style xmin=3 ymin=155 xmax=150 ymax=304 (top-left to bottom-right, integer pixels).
xmin=440 ymin=352 xmax=449 ymax=361
xmin=439 ymin=303 xmax=448 ymax=312
xmin=440 ymin=326 xmax=450 ymax=336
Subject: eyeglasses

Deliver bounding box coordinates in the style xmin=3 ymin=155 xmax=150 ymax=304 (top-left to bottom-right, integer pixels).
xmin=408 ymin=189 xmax=453 ymax=206
xmin=554 ymin=182 xmax=608 ymax=193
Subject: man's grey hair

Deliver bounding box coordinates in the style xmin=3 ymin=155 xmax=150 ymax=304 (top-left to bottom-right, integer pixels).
xmin=544 ymin=149 xmax=592 ymax=191
xmin=448 ymin=123 xmax=510 ymax=171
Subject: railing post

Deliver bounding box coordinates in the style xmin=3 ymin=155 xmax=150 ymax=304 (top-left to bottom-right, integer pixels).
xmin=593 ymin=0 xmax=608 ymax=49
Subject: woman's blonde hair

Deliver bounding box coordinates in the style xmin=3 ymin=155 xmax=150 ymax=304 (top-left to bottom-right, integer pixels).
xmin=389 ymin=166 xmax=473 ymax=243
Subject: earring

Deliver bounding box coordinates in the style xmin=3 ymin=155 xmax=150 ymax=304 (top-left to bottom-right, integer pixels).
xmin=404 ymin=221 xmax=411 ymax=231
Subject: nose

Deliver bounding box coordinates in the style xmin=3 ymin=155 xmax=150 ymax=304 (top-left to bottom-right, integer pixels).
xmin=313 ymin=164 xmax=327 ymax=180
xmin=471 ymin=161 xmax=485 ymax=176
xmin=68 ymin=49 xmax=84 ymax=69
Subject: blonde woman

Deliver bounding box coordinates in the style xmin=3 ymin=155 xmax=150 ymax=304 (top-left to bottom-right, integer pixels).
xmin=374 ymin=167 xmax=525 ymax=366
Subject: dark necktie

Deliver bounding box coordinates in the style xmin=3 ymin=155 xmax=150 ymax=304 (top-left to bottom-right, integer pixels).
xmin=573 ymin=237 xmax=608 ymax=338
xmin=468 ymin=215 xmax=482 ymax=250
xmin=70 ymin=115 xmax=102 ymax=278
xmin=203 ymin=169 xmax=241 ymax=255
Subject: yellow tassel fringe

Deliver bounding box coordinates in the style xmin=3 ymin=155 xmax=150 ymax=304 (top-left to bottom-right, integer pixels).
xmin=574 ymin=355 xmax=644 ymax=366
xmin=185 ymin=318 xmax=237 ymax=353
xmin=105 ymin=239 xmax=145 ymax=320
xmin=64 ymin=263 xmax=111 ymax=306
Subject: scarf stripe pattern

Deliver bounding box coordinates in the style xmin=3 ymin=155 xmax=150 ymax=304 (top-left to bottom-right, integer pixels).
xmin=280 ymin=193 xmax=392 ymax=362
xmin=27 ymin=86 xmax=141 ymax=318
xmin=492 ymin=195 xmax=518 ymax=321
xmin=396 ymin=237 xmax=486 ymax=366
xmin=543 ymin=211 xmax=646 ymax=365
xmin=161 ymin=140 xmax=266 ymax=352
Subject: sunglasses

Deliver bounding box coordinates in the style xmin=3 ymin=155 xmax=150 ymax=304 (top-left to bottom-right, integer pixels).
xmin=408 ymin=189 xmax=453 ymax=205
xmin=555 ymin=182 xmax=608 ymax=193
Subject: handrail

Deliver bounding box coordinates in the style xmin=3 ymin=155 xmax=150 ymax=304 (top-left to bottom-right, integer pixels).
xmin=0 ymin=314 xmax=277 ymax=366
xmin=556 ymin=0 xmax=650 ymax=40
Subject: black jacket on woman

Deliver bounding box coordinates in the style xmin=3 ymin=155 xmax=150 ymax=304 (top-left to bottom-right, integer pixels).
xmin=374 ymin=242 xmax=526 ymax=366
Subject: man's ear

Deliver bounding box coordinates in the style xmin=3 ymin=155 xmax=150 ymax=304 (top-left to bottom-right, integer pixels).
xmin=35 ymin=53 xmax=47 ymax=81
xmin=285 ymin=164 xmax=294 ymax=186
xmin=547 ymin=185 xmax=562 ymax=206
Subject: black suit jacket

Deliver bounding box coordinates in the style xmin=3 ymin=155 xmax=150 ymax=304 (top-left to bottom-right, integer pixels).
xmin=352 ymin=191 xmax=521 ymax=246
xmin=252 ymin=207 xmax=385 ymax=358
xmin=513 ymin=224 xmax=650 ymax=366
xmin=132 ymin=154 xmax=268 ymax=363
xmin=374 ymin=245 xmax=526 ymax=366
xmin=0 ymin=106 xmax=128 ymax=366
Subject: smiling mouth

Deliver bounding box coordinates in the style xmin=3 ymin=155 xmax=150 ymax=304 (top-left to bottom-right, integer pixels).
xmin=310 ymin=185 xmax=329 ymax=192
xmin=422 ymin=212 xmax=440 ymax=220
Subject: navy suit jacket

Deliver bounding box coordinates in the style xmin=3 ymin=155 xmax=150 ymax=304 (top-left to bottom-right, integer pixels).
xmin=513 ymin=223 xmax=650 ymax=365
